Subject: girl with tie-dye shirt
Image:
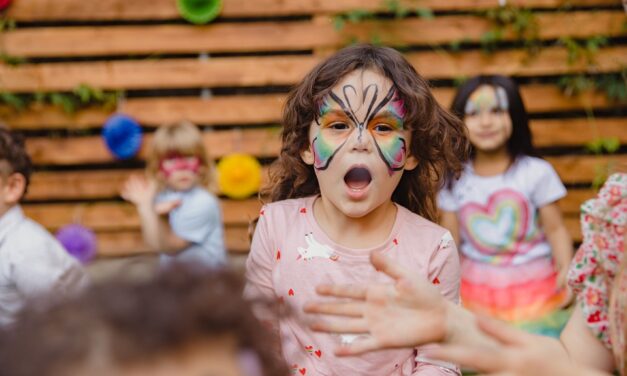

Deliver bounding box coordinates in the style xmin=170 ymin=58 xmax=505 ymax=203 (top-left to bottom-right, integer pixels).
xmin=244 ymin=44 xmax=470 ymax=375
xmin=438 ymin=75 xmax=573 ymax=337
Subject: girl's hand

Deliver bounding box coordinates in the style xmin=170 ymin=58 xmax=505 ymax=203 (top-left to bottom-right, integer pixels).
xmin=303 ymin=251 xmax=450 ymax=356
xmin=120 ymin=175 xmax=157 ymax=209
xmin=428 ymin=316 xmax=602 ymax=376
xmin=154 ymin=200 xmax=182 ymax=215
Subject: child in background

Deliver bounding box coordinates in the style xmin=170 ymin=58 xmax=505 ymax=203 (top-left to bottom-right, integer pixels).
xmin=121 ymin=121 xmax=227 ymax=268
xmin=438 ymin=75 xmax=573 ymax=337
xmin=245 ymin=44 xmax=469 ymax=375
xmin=0 ymin=127 xmax=87 ymax=326
xmin=0 ymin=264 xmax=289 ymax=376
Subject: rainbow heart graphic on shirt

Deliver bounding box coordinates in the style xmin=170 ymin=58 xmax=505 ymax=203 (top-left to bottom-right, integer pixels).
xmin=459 ymin=189 xmax=541 ymax=259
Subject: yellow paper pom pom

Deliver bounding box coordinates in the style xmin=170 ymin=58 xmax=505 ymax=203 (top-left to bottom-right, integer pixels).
xmin=217 ymin=153 xmax=262 ymax=199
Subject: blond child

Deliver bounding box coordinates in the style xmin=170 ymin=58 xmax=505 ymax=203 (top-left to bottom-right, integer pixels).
xmin=121 ymin=121 xmax=226 ymax=268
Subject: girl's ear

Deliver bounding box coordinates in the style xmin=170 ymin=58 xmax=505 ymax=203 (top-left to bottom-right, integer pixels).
xmin=404 ymin=155 xmax=418 ymax=171
xmin=300 ymin=146 xmax=315 ymax=166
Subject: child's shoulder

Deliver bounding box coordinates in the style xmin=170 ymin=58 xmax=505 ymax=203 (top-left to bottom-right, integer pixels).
xmin=261 ymin=196 xmax=312 ymax=219
xmin=396 ymin=205 xmax=452 ymax=245
xmin=513 ymin=155 xmax=553 ymax=173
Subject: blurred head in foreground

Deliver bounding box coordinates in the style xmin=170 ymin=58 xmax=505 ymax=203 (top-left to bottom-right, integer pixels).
xmin=0 ymin=264 xmax=287 ymax=376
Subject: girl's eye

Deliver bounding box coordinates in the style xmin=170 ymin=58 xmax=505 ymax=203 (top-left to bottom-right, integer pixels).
xmin=328 ymin=122 xmax=349 ymax=130
xmin=465 ymin=110 xmax=477 ymax=117
xmin=162 ymin=160 xmax=175 ymax=169
xmin=491 ymin=108 xmax=506 ymax=114
xmin=373 ymin=124 xmax=393 ymax=133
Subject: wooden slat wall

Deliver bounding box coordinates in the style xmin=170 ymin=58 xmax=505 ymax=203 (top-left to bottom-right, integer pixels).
xmin=2 ymin=0 xmax=626 ymax=258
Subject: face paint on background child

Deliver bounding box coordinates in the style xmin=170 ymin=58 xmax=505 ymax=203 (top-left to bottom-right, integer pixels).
xmin=464 ymin=85 xmax=509 ymax=116
xmin=159 ymin=154 xmax=201 ymax=177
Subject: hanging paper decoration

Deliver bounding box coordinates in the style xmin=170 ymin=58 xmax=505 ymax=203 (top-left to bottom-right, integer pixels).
xmin=217 ymin=153 xmax=262 ymax=200
xmin=56 ymin=224 xmax=98 ymax=264
xmin=176 ymin=0 xmax=223 ymax=24
xmin=0 ymin=0 xmax=12 ymax=12
xmin=102 ymin=113 xmax=143 ymax=160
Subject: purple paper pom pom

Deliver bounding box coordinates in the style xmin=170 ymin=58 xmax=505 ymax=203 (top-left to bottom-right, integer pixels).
xmin=56 ymin=224 xmax=97 ymax=264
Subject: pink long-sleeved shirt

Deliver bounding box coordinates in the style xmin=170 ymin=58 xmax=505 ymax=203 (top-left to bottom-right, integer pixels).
xmin=245 ymin=196 xmax=461 ymax=376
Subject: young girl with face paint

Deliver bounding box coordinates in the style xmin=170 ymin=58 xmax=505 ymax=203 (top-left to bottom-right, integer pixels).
xmin=121 ymin=121 xmax=226 ymax=268
xmin=244 ymin=44 xmax=469 ymax=375
xmin=438 ymin=75 xmax=574 ymax=337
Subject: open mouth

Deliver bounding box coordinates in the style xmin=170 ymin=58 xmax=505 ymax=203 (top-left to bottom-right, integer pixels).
xmin=344 ymin=166 xmax=372 ymax=190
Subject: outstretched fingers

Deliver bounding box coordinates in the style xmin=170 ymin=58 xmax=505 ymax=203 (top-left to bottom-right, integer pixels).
xmin=309 ymin=317 xmax=368 ymax=335
xmin=316 ymin=284 xmax=367 ymax=300
xmin=370 ymin=250 xmax=411 ymax=281
xmin=303 ymin=301 xmax=364 ymax=317
xmin=335 ymin=337 xmax=382 ymax=356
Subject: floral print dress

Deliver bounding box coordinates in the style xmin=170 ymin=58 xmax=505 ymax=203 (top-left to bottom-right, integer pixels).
xmin=568 ymin=173 xmax=626 ymax=375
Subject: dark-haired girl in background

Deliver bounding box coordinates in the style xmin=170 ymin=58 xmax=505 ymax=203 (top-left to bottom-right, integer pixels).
xmin=438 ymin=75 xmax=573 ymax=337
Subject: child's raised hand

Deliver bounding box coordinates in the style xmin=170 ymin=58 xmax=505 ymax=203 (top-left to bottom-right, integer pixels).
xmin=120 ymin=175 xmax=157 ymax=209
xmin=304 ymin=251 xmax=450 ymax=356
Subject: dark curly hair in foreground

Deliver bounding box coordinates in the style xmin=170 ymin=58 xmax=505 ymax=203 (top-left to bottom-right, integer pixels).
xmin=0 ymin=265 xmax=288 ymax=376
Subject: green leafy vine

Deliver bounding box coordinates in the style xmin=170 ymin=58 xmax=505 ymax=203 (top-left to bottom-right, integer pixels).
xmin=0 ymin=84 xmax=123 ymax=114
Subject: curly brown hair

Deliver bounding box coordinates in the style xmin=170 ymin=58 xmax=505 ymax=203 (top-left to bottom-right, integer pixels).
xmin=0 ymin=265 xmax=288 ymax=376
xmin=0 ymin=126 xmax=32 ymax=194
xmin=266 ymin=44 xmax=469 ymax=221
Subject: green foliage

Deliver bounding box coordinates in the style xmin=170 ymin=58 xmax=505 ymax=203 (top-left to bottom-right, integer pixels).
xmin=586 ymin=137 xmax=620 ymax=154
xmin=557 ymin=70 xmax=627 ymax=103
xmin=0 ymin=17 xmax=16 ymax=33
xmin=559 ymin=35 xmax=609 ymax=66
xmin=0 ymin=84 xmax=123 ymax=114
xmin=0 ymin=92 xmax=27 ymax=111
xmin=0 ymin=53 xmax=27 ymax=66
xmin=480 ymin=5 xmax=540 ymax=55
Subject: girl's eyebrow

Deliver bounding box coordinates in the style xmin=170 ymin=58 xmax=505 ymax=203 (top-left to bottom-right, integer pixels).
xmin=371 ymin=110 xmax=403 ymax=120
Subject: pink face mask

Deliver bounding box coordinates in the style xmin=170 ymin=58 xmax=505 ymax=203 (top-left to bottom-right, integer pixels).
xmin=159 ymin=155 xmax=201 ymax=177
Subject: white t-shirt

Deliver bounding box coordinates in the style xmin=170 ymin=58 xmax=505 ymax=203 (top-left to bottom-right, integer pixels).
xmin=0 ymin=205 xmax=88 ymax=326
xmin=438 ymin=156 xmax=566 ymax=266
xmin=156 ymin=187 xmax=227 ymax=268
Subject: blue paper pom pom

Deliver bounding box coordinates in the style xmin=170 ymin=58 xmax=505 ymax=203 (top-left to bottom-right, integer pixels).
xmin=102 ymin=114 xmax=143 ymax=160
xmin=56 ymin=224 xmax=98 ymax=264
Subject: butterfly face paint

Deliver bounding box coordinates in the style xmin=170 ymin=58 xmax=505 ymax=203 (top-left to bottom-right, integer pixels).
xmin=464 ymin=85 xmax=509 ymax=116
xmin=159 ymin=155 xmax=201 ymax=177
xmin=312 ymin=85 xmax=408 ymax=175
xmin=463 ymin=85 xmax=513 ymax=153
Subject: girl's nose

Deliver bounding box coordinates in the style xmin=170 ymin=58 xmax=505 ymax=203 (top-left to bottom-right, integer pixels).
xmin=350 ymin=125 xmax=373 ymax=152
xmin=479 ymin=111 xmax=492 ymax=127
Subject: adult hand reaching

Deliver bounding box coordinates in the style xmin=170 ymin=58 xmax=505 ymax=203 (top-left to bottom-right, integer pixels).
xmin=304 ymin=250 xmax=451 ymax=356
xmin=428 ymin=315 xmax=606 ymax=376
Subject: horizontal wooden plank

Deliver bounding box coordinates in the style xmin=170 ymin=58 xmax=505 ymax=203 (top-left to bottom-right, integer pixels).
xmin=7 ymin=0 xmax=618 ymax=21
xmin=3 ymin=12 xmax=624 ymax=57
xmin=22 ymin=187 xmax=590 ymax=237
xmin=82 ymin=213 xmax=585 ymax=258
xmin=2 ymin=86 xmax=617 ymax=130
xmin=26 ymin=167 xmax=272 ymax=201
xmin=30 ymin=209 xmax=582 ymax=259
xmin=2 ymin=46 xmax=625 ymax=92
xmin=531 ymin=118 xmax=627 ymax=148
xmin=95 ymin=225 xmax=251 ymax=257
xmin=25 ymin=128 xmax=282 ymax=165
xmin=22 ymin=199 xmax=263 ymax=231
xmin=22 ymin=120 xmax=626 ymax=167
xmin=547 ymin=155 xmax=627 ymax=184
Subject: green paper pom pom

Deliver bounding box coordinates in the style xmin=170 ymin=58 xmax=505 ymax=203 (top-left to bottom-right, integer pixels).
xmin=176 ymin=0 xmax=223 ymax=24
